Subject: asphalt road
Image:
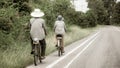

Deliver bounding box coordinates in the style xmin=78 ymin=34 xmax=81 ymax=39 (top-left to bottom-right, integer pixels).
xmin=26 ymin=26 xmax=120 ymax=68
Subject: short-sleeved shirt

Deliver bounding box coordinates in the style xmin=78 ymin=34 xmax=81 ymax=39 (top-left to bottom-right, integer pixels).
xmin=30 ymin=18 xmax=45 ymax=40
xmin=54 ymin=20 xmax=66 ymax=35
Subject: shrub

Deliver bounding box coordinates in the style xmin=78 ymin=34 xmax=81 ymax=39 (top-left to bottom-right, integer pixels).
xmin=18 ymin=2 xmax=32 ymax=15
xmin=13 ymin=0 xmax=29 ymax=3
xmin=0 ymin=31 xmax=13 ymax=50
xmin=0 ymin=17 xmax=12 ymax=32
xmin=0 ymin=1 xmax=5 ymax=8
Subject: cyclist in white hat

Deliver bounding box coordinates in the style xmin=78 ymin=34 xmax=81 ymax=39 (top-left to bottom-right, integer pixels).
xmin=29 ymin=8 xmax=47 ymax=59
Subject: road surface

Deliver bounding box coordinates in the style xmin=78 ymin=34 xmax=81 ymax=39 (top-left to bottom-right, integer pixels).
xmin=26 ymin=26 xmax=120 ymax=68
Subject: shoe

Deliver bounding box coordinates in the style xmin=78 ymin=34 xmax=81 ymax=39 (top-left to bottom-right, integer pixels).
xmin=31 ymin=51 xmax=34 ymax=54
xmin=61 ymin=47 xmax=65 ymax=53
xmin=62 ymin=50 xmax=65 ymax=53
xmin=41 ymin=56 xmax=45 ymax=60
xmin=55 ymin=44 xmax=58 ymax=47
xmin=31 ymin=50 xmax=35 ymax=54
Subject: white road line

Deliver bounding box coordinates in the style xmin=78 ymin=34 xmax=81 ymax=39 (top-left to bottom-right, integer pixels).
xmin=114 ymin=27 xmax=120 ymax=32
xmin=64 ymin=33 xmax=99 ymax=68
xmin=46 ymin=31 xmax=100 ymax=68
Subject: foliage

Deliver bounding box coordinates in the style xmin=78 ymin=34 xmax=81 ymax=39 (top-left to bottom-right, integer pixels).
xmin=18 ymin=2 xmax=32 ymax=15
xmin=13 ymin=0 xmax=29 ymax=3
xmin=0 ymin=17 xmax=12 ymax=31
xmin=112 ymin=2 xmax=120 ymax=25
xmin=82 ymin=10 xmax=97 ymax=28
xmin=0 ymin=31 xmax=13 ymax=50
xmin=87 ymin=0 xmax=107 ymax=25
xmin=0 ymin=3 xmax=31 ymax=49
xmin=12 ymin=0 xmax=32 ymax=16
xmin=87 ymin=0 xmax=119 ymax=25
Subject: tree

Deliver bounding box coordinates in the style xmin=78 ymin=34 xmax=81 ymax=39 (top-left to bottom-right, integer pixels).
xmin=112 ymin=2 xmax=120 ymax=25
xmin=102 ymin=0 xmax=116 ymax=24
xmin=86 ymin=10 xmax=97 ymax=27
xmin=87 ymin=0 xmax=108 ymax=25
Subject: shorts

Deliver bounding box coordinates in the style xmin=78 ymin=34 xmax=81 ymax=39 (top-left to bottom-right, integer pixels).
xmin=30 ymin=37 xmax=46 ymax=46
xmin=39 ymin=39 xmax=46 ymax=46
xmin=56 ymin=34 xmax=63 ymax=37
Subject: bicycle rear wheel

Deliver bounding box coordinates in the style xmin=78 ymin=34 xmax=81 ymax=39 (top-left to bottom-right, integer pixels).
xmin=58 ymin=39 xmax=62 ymax=56
xmin=60 ymin=39 xmax=63 ymax=56
xmin=58 ymin=48 xmax=61 ymax=56
xmin=38 ymin=44 xmax=42 ymax=63
xmin=34 ymin=45 xmax=39 ymax=66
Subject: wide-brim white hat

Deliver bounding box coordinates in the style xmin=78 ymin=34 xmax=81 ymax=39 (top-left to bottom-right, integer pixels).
xmin=31 ymin=9 xmax=44 ymax=17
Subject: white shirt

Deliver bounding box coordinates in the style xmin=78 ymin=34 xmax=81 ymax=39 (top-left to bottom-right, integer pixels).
xmin=54 ymin=20 xmax=66 ymax=35
xmin=30 ymin=18 xmax=45 ymax=40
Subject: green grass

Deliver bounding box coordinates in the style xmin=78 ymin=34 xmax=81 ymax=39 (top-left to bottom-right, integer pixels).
xmin=0 ymin=25 xmax=101 ymax=68
xmin=0 ymin=42 xmax=32 ymax=68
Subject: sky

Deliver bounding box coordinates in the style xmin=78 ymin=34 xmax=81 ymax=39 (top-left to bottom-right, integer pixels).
xmin=72 ymin=0 xmax=89 ymax=12
xmin=116 ymin=0 xmax=120 ymax=2
xmin=73 ymin=0 xmax=120 ymax=13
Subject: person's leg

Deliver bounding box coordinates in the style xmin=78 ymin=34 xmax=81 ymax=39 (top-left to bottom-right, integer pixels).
xmin=55 ymin=35 xmax=58 ymax=47
xmin=40 ymin=39 xmax=46 ymax=59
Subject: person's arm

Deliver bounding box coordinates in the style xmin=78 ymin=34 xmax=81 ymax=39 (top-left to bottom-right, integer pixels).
xmin=64 ymin=26 xmax=66 ymax=32
xmin=54 ymin=26 xmax=56 ymax=32
xmin=54 ymin=21 xmax=57 ymax=32
xmin=42 ymin=21 xmax=47 ymax=36
xmin=64 ymin=22 xmax=67 ymax=32
xmin=25 ymin=18 xmax=34 ymax=29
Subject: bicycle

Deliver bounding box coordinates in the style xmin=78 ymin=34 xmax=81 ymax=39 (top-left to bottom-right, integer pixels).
xmin=57 ymin=36 xmax=63 ymax=56
xmin=33 ymin=38 xmax=42 ymax=66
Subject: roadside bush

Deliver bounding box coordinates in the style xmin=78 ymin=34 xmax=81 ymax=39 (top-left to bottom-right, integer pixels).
xmin=13 ymin=0 xmax=29 ymax=3
xmin=0 ymin=8 xmax=17 ymax=32
xmin=0 ymin=31 xmax=13 ymax=50
xmin=112 ymin=2 xmax=120 ymax=25
xmin=12 ymin=0 xmax=32 ymax=16
xmin=80 ymin=10 xmax=97 ymax=28
xmin=86 ymin=10 xmax=97 ymax=27
xmin=0 ymin=1 xmax=5 ymax=8
xmin=0 ymin=17 xmax=12 ymax=32
xmin=0 ymin=0 xmax=13 ymax=8
xmin=18 ymin=2 xmax=32 ymax=15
